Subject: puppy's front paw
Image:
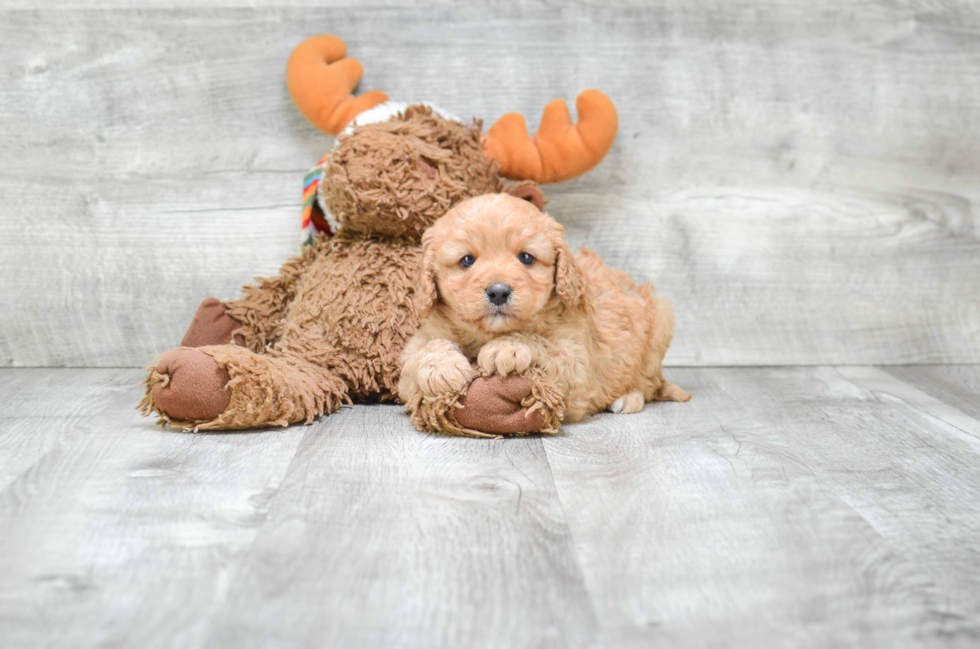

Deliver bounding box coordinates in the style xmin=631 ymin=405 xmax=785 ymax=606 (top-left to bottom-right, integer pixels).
xmin=417 ymin=342 xmax=474 ymax=396
xmin=478 ymin=338 xmax=534 ymax=377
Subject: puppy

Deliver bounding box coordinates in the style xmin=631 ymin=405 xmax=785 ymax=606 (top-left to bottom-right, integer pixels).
xmin=398 ymin=193 xmax=689 ymax=426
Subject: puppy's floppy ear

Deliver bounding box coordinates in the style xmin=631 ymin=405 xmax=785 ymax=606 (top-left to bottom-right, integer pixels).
xmin=501 ymin=182 xmax=547 ymax=212
xmin=551 ymin=224 xmax=583 ymax=307
xmin=418 ymin=227 xmax=439 ymax=317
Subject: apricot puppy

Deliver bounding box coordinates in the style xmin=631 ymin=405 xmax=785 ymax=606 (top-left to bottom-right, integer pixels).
xmin=398 ymin=193 xmax=689 ymax=427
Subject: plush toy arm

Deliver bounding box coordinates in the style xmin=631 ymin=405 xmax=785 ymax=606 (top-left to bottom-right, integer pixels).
xmin=180 ymin=298 xmax=245 ymax=348
xmin=455 ymin=371 xmax=563 ymax=435
xmin=223 ymin=234 xmax=328 ymax=352
xmin=404 ymin=368 xmax=562 ymax=438
xmin=140 ymin=345 xmax=349 ymax=431
xmin=398 ymin=324 xmax=565 ymax=436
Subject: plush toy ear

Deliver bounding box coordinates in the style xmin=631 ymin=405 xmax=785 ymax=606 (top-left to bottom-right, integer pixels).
xmin=418 ymin=228 xmax=440 ymax=318
xmin=552 ymin=225 xmax=583 ymax=307
xmin=501 ymin=182 xmax=547 ymax=212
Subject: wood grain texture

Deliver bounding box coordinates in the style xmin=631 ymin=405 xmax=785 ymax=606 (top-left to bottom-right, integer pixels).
xmin=1 ymin=367 xmax=979 ymax=646
xmin=0 ymin=369 xmax=308 ymax=649
xmin=882 ymin=365 xmax=980 ymax=423
xmin=1 ymin=366 xmax=980 ymax=648
xmin=542 ymin=366 xmax=980 ymax=647
xmin=0 ymin=370 xmax=596 ymax=649
xmin=0 ymin=368 xmax=128 ymax=489
xmin=203 ymin=404 xmax=597 ymax=649
xmin=2 ymin=2 xmax=980 ymax=366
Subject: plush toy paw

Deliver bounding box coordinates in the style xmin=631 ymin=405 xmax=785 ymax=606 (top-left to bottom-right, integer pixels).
xmin=181 ymin=298 xmax=245 ymax=348
xmin=409 ymin=368 xmax=564 ymax=438
xmin=416 ymin=340 xmax=474 ymax=396
xmin=477 ymin=338 xmax=535 ymax=377
xmin=456 ymin=375 xmax=546 ymax=434
xmin=460 ymin=368 xmax=564 ymax=435
xmin=141 ymin=348 xmax=231 ymax=424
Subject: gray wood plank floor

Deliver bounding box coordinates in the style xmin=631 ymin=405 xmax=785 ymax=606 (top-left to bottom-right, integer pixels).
xmin=1 ymin=366 xmax=978 ymax=648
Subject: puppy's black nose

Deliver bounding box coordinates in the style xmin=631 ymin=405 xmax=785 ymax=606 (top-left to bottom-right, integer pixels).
xmin=486 ymin=283 xmax=512 ymax=306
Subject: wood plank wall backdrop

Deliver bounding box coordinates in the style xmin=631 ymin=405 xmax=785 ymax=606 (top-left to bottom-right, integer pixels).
xmin=2 ymin=0 xmax=979 ymax=367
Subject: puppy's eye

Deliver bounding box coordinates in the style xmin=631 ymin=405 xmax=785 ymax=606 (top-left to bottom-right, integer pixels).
xmin=518 ymin=252 xmax=535 ymax=266
xmin=459 ymin=254 xmax=476 ymax=269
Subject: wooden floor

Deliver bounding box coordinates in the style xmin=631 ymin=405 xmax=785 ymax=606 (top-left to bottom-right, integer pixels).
xmin=1 ymin=366 xmax=978 ymax=648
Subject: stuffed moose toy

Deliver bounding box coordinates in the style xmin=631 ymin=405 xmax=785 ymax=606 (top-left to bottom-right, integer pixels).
xmin=139 ymin=35 xmax=618 ymax=436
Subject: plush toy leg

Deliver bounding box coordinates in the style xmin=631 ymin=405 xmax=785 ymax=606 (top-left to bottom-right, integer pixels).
xmin=139 ymin=345 xmax=348 ymax=430
xmin=181 ymin=298 xmax=245 ymax=347
xmin=223 ymin=236 xmax=327 ymax=352
xmin=142 ymin=347 xmax=232 ymax=421
xmin=409 ymin=368 xmax=564 ymax=438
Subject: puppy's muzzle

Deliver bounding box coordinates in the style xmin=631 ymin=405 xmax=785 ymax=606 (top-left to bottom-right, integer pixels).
xmin=485 ymin=283 xmax=513 ymax=307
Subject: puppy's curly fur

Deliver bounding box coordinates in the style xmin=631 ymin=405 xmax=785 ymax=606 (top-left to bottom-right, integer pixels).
xmin=399 ymin=193 xmax=689 ymax=426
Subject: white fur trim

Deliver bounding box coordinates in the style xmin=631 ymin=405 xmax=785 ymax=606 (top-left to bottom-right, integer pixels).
xmin=340 ymin=101 xmax=462 ymax=135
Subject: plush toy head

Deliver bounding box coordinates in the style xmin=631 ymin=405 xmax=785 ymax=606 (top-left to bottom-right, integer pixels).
xmin=319 ymin=105 xmax=502 ymax=240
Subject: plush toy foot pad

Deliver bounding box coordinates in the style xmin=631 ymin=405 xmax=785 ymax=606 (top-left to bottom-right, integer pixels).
xmin=181 ymin=298 xmax=244 ymax=348
xmin=456 ymin=375 xmax=547 ymax=434
xmin=147 ymin=348 xmax=232 ymax=423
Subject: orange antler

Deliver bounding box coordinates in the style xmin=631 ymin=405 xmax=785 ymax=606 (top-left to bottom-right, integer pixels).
xmin=286 ymin=35 xmax=389 ymax=136
xmin=482 ymin=90 xmax=618 ymax=184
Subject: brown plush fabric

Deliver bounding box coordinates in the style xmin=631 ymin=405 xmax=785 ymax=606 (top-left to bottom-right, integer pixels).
xmin=224 ymin=244 xmax=321 ymax=353
xmin=275 ymin=234 xmax=424 ymax=401
xmin=142 ymin=106 xmax=561 ymax=434
xmin=456 ymin=375 xmax=548 ymax=434
xmin=181 ymin=298 xmax=244 ymax=347
xmin=320 ymin=105 xmax=503 ymax=239
xmin=141 ymin=348 xmax=231 ymax=423
xmin=409 ymin=368 xmax=564 ymax=438
xmin=140 ymin=345 xmax=349 ymax=430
